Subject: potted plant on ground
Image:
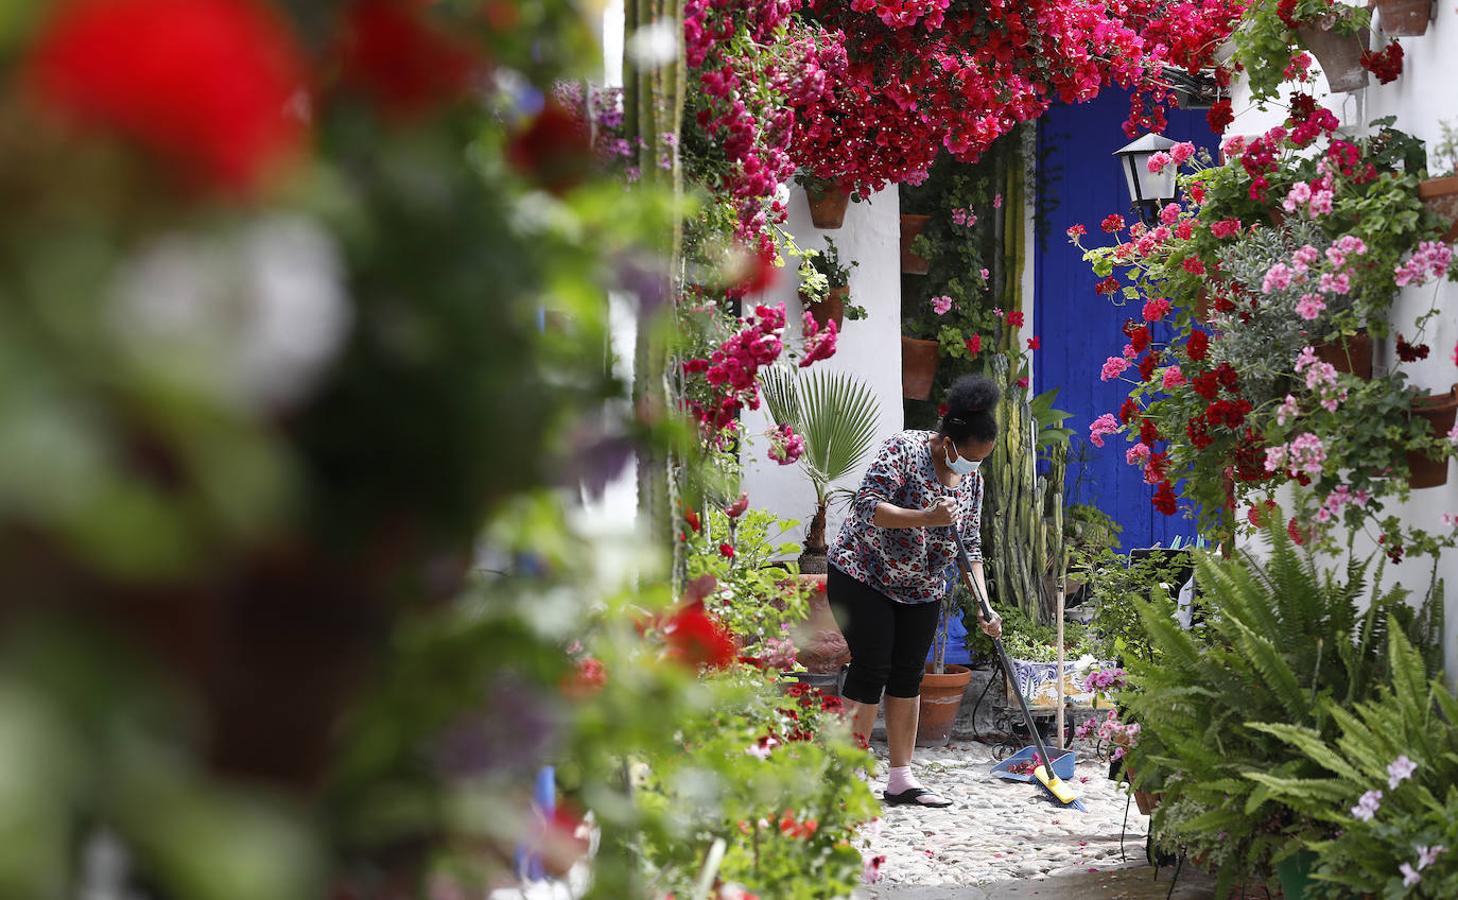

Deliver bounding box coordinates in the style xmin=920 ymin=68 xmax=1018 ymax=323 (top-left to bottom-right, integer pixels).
xmin=1420 ymin=122 xmax=1458 ymax=243
xmin=797 ymin=172 xmax=853 ymax=230
xmin=917 ymin=584 xmax=974 ymax=747
xmin=798 ymin=238 xmax=863 ymax=331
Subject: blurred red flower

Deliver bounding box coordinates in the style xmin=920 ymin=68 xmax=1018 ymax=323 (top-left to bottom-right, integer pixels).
xmin=664 ymin=603 xmax=737 ymax=670
xmin=339 ymin=0 xmax=478 ymax=119
xmin=506 ymin=101 xmax=595 ymax=196
xmin=27 ymin=0 xmax=308 ymax=193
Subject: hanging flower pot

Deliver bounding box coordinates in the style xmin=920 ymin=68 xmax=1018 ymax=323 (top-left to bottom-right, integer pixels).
xmin=1406 ymin=384 xmax=1458 ymax=489
xmin=1374 ymin=0 xmax=1432 ymax=36
xmin=806 ymin=285 xmax=847 ymax=331
xmin=807 ymin=184 xmax=851 ymax=229
xmin=1297 ymin=22 xmax=1369 ymax=93
xmin=901 ymin=336 xmax=940 ymax=400
xmin=915 ymin=663 xmax=971 ymax=747
xmin=1419 ymin=176 xmax=1458 ymax=244
xmin=900 ymin=213 xmax=931 ymax=275
xmin=1313 ymin=331 xmax=1373 ymax=380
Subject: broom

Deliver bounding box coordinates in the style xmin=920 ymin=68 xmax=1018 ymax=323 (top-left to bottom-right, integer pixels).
xmin=950 ymin=528 xmax=1085 ymax=812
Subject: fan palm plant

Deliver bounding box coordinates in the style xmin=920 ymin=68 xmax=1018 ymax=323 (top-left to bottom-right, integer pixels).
xmin=759 ymin=367 xmax=881 ymax=572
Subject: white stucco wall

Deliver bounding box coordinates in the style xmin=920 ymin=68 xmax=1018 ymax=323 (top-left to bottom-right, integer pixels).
xmin=739 ymin=188 xmax=906 ymax=549
xmin=1228 ymin=4 xmax=1458 ymax=676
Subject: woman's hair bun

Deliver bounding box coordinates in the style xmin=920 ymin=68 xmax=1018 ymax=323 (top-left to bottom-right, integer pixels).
xmin=946 ymin=374 xmax=1000 ymax=416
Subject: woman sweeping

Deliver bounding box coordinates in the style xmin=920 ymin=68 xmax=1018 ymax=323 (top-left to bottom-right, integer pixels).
xmin=827 ymin=374 xmax=1003 ymax=808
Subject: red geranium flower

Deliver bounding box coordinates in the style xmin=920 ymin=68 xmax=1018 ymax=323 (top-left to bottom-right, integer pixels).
xmin=664 ymin=603 xmax=737 ymax=669
xmin=726 ymin=493 xmax=750 ymax=519
xmin=1026 ymin=336 xmax=1041 ymax=350
xmin=719 ymin=542 xmax=735 ymax=558
xmin=1287 ymin=517 xmax=1306 ymax=546
xmin=1360 ymin=40 xmax=1404 ymax=85
xmin=1396 ymin=334 xmax=1430 ymax=362
xmin=1191 ymin=370 xmax=1221 ymax=400
xmin=1096 ymin=276 xmax=1121 ymax=296
xmin=1129 ymin=325 xmax=1152 ymax=354
xmin=684 ymin=507 xmax=702 ymax=532
xmin=1139 ymin=417 xmax=1162 ymax=446
xmin=1006 ymin=310 xmax=1025 ymax=328
xmin=1152 ymin=480 xmax=1177 ymax=516
xmin=26 ymin=0 xmax=308 ymax=194
xmin=1207 ymin=99 xmax=1234 ymax=134
xmin=965 ymin=334 xmax=982 ymax=356
xmin=1187 ymin=330 xmax=1210 ymax=361
xmin=1119 ymin=397 xmax=1139 ymax=424
xmin=1101 ymin=213 xmax=1127 ymax=233
xmin=1138 ymin=351 xmax=1160 ymax=382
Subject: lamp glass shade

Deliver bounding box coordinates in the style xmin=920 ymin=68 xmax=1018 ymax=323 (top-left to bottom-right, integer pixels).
xmin=1113 ymin=133 xmax=1179 ymax=207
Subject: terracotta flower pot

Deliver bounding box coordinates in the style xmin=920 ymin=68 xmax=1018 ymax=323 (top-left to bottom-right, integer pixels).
xmin=1406 ymin=384 xmax=1458 ymax=489
xmin=1375 ymin=0 xmax=1432 ymax=35
xmin=901 ymin=336 xmax=940 ymax=400
xmin=790 ymin=573 xmax=852 ymax=675
xmin=1134 ymin=790 xmax=1161 ymax=816
xmin=807 ymin=184 xmax=851 ymax=229
xmin=1313 ymin=331 xmax=1373 ymax=380
xmin=916 ymin=663 xmax=971 ymax=747
xmin=900 ymin=213 xmax=931 ymax=275
xmin=1297 ymin=22 xmax=1368 ymax=93
xmin=806 ymin=285 xmax=848 ymax=331
xmin=1419 ymin=176 xmax=1458 ymax=244
xmin=1124 ymin=763 xmax=1162 ymax=815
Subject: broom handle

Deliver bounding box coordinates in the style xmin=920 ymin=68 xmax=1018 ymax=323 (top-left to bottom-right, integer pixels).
xmin=950 ymin=528 xmax=1056 ymax=770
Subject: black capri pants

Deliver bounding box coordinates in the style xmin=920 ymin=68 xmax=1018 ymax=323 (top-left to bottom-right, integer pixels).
xmin=828 ymin=565 xmax=942 ymax=705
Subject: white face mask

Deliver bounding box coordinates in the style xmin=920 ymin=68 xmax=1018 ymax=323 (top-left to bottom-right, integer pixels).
xmin=944 ymin=443 xmax=981 ymax=476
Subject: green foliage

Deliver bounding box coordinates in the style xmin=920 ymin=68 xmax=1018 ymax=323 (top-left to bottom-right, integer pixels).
xmin=1246 ymin=628 xmax=1458 ymax=898
xmin=760 ymin=368 xmax=881 ymax=507
xmin=686 ymin=509 xmax=812 ymax=651
xmin=964 ymin=601 xmax=1098 ymax=664
xmin=1231 ymin=0 xmax=1371 ymax=104
xmin=637 ymin=671 xmax=877 ymax=899
xmin=979 ymin=354 xmax=1072 ymax=624
xmin=760 ymin=366 xmax=881 ymax=557
xmin=1121 ymin=517 xmax=1443 ymax=894
xmin=1081 ymin=548 xmax=1194 ymax=665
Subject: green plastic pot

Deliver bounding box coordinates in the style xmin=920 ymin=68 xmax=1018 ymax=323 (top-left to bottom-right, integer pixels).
xmin=1275 ymin=850 xmax=1317 ymax=899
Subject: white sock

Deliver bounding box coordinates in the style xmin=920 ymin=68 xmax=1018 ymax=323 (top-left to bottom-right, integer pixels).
xmin=887 ymin=766 xmax=920 ymax=795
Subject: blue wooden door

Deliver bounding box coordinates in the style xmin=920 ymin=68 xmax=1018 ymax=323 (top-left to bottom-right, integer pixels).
xmin=1034 ymin=91 xmax=1217 ymax=550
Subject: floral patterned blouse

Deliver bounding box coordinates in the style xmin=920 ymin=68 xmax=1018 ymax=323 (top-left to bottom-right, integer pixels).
xmin=828 ymin=430 xmax=983 ymax=605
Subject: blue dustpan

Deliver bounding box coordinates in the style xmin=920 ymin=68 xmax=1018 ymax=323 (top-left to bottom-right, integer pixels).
xmin=991 ymin=746 xmax=1077 ymax=784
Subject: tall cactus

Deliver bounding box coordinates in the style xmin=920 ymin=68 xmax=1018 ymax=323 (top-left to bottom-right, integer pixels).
xmin=980 ymin=355 xmax=1071 ymax=625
